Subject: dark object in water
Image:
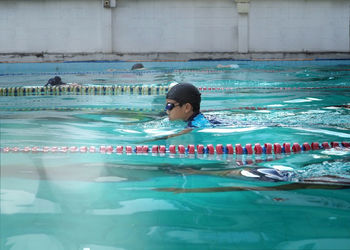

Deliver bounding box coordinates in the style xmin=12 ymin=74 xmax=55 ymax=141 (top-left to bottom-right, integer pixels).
xmin=131 ymin=63 xmax=144 ymax=70
xmin=45 ymin=76 xmax=66 ymax=86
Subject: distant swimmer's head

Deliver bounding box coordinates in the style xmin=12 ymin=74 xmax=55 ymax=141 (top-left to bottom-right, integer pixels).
xmin=45 ymin=76 xmax=65 ymax=86
xmin=131 ymin=63 xmax=145 ymax=70
xmin=165 ymin=82 xmax=201 ymax=121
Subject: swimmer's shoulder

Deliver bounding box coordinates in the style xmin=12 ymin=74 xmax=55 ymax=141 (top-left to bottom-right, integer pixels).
xmin=188 ymin=113 xmax=221 ymax=128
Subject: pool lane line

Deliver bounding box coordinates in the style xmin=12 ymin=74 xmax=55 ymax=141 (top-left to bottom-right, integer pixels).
xmin=0 ymin=70 xmax=175 ymax=76
xmin=252 ymin=58 xmax=315 ymax=61
xmin=0 ymin=85 xmax=168 ymax=96
xmin=1 ymin=142 xmax=349 ymax=155
xmin=3 ymin=58 xmax=350 ymax=64
xmin=0 ymin=107 xmax=161 ymax=112
xmin=1 ymin=85 xmax=349 ymax=96
xmin=2 ymin=64 xmax=350 ymax=76
xmin=198 ymin=86 xmax=350 ymax=91
xmin=0 ymin=69 xmax=248 ymax=76
xmin=0 ymin=106 xmax=303 ymax=112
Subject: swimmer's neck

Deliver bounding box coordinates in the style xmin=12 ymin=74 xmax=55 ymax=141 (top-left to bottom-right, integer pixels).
xmin=184 ymin=110 xmax=198 ymax=122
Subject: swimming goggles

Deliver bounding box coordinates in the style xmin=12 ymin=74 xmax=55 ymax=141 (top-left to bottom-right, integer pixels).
xmin=165 ymin=102 xmax=180 ymax=111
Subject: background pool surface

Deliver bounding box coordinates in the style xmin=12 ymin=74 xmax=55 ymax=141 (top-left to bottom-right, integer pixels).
xmin=1 ymin=60 xmax=350 ymax=250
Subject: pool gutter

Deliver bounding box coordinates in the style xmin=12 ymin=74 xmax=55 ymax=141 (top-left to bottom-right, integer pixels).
xmin=0 ymin=52 xmax=350 ymax=63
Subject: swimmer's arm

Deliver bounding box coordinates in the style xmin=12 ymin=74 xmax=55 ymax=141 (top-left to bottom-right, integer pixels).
xmin=166 ymin=128 xmax=192 ymax=139
xmin=143 ymin=128 xmax=192 ymax=143
xmin=216 ymin=64 xmax=231 ymax=68
xmin=66 ymin=82 xmax=81 ymax=86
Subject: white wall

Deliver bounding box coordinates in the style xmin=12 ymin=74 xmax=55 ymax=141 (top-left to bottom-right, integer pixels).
xmin=0 ymin=0 xmax=110 ymax=53
xmin=249 ymin=0 xmax=350 ymax=52
xmin=113 ymin=0 xmax=238 ymax=53
xmin=0 ymin=0 xmax=349 ymax=56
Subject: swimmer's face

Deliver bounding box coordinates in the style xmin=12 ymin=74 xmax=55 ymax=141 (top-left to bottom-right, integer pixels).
xmin=165 ymin=99 xmax=191 ymax=121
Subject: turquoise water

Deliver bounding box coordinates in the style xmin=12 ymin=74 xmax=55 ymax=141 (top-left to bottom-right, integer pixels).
xmin=1 ymin=60 xmax=350 ymax=250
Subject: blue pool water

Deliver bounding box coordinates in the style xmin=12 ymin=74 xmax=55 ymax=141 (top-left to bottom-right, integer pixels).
xmin=1 ymin=60 xmax=350 ymax=250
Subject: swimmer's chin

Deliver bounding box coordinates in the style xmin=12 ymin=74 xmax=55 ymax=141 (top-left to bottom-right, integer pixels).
xmin=167 ymin=116 xmax=176 ymax=121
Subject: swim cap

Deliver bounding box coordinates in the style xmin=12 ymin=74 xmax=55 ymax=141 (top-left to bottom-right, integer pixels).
xmin=131 ymin=63 xmax=144 ymax=70
xmin=166 ymin=83 xmax=201 ymax=112
xmin=45 ymin=76 xmax=65 ymax=86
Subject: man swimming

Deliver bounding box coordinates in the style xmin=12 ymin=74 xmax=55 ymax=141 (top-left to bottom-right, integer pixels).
xmin=145 ymin=82 xmax=220 ymax=142
xmin=156 ymin=164 xmax=350 ymax=193
xmin=165 ymin=82 xmax=219 ymax=128
xmin=45 ymin=76 xmax=80 ymax=87
xmin=45 ymin=76 xmax=66 ymax=86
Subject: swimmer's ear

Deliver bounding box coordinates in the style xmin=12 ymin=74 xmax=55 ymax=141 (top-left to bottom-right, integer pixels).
xmin=183 ymin=103 xmax=193 ymax=113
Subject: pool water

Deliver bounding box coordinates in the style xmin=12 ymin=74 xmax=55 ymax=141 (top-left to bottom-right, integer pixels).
xmin=1 ymin=60 xmax=350 ymax=250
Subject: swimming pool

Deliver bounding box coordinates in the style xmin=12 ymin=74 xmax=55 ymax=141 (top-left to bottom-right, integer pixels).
xmin=1 ymin=60 xmax=350 ymax=250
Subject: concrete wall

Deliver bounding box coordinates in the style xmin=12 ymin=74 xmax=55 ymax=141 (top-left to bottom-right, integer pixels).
xmin=0 ymin=0 xmax=349 ymax=60
xmin=249 ymin=0 xmax=350 ymax=52
xmin=113 ymin=0 xmax=238 ymax=53
xmin=0 ymin=0 xmax=110 ymax=53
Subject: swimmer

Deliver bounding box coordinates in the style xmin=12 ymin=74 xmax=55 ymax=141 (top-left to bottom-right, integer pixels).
xmin=173 ymin=163 xmax=350 ymax=184
xmin=107 ymin=63 xmax=145 ymax=72
xmin=156 ymin=182 xmax=350 ymax=193
xmin=216 ymin=64 xmax=239 ymax=69
xmin=165 ymin=82 xmax=220 ymax=128
xmin=44 ymin=76 xmax=80 ymax=87
xmin=325 ymin=104 xmax=350 ymax=110
xmin=170 ymin=166 xmax=296 ymax=182
xmin=156 ymin=166 xmax=350 ymax=193
xmin=146 ymin=83 xmax=221 ymax=142
xmin=131 ymin=63 xmax=145 ymax=70
xmin=143 ymin=82 xmax=220 ymax=142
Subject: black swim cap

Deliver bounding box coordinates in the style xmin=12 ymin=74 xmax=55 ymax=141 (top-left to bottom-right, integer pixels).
xmin=166 ymin=83 xmax=201 ymax=112
xmin=131 ymin=63 xmax=144 ymax=70
xmin=45 ymin=76 xmax=65 ymax=86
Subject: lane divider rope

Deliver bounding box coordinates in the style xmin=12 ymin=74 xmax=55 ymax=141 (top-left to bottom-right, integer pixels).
xmin=1 ymin=67 xmax=350 ymax=77
xmin=0 ymin=106 xmax=301 ymax=112
xmin=0 ymin=86 xmax=168 ymax=96
xmin=0 ymin=107 xmax=162 ymax=112
xmin=2 ymin=141 xmax=349 ymax=155
xmin=198 ymin=86 xmax=350 ymax=91
xmin=1 ymin=69 xmax=242 ymax=76
xmin=1 ymin=85 xmax=349 ymax=96
xmin=0 ymin=70 xmax=178 ymax=76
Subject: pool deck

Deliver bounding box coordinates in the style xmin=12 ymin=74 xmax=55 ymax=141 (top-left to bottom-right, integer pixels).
xmin=1 ymin=52 xmax=350 ymax=63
